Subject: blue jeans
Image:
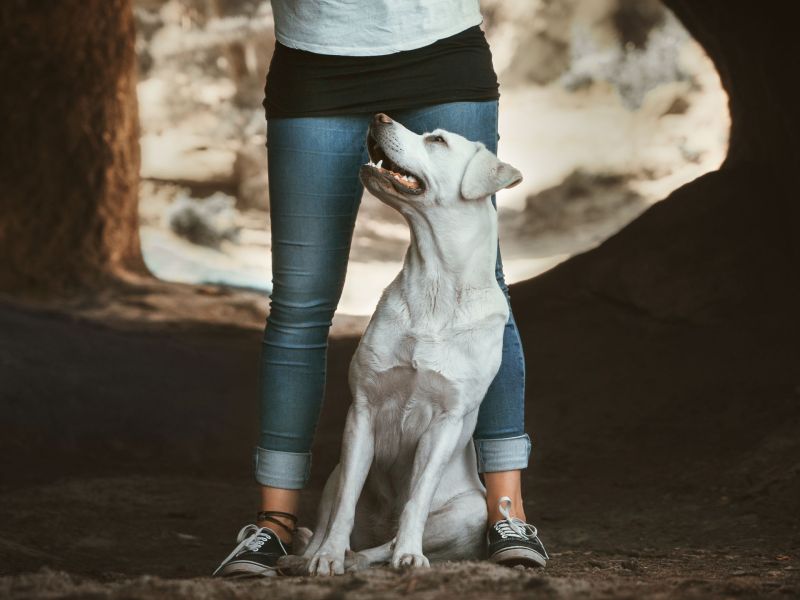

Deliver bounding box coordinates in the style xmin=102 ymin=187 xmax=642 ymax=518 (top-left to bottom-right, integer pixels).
xmin=256 ymin=100 xmax=531 ymax=489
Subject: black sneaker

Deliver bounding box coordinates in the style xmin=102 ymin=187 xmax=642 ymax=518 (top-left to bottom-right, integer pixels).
xmin=487 ymin=496 xmax=549 ymax=568
xmin=212 ymin=524 xmax=290 ymax=577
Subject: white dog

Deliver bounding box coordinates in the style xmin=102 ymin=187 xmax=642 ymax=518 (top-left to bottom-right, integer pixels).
xmin=289 ymin=113 xmax=522 ymax=575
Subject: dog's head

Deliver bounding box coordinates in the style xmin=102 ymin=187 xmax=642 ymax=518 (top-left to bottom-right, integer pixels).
xmin=359 ymin=113 xmax=522 ymax=213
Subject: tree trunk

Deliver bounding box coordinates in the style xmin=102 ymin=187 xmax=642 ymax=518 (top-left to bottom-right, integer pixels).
xmin=0 ymin=0 xmax=147 ymax=295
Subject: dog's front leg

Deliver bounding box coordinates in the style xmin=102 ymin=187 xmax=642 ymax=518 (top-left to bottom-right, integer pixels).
xmin=392 ymin=413 xmax=463 ymax=568
xmin=307 ymin=402 xmax=374 ymax=576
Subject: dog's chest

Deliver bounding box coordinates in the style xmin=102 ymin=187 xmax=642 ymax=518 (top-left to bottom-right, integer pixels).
xmin=354 ymin=283 xmax=508 ymax=385
xmin=351 ymin=289 xmax=508 ymax=480
xmin=352 ymin=312 xmax=506 ymax=412
xmin=361 ymin=323 xmax=495 ymax=379
xmin=397 ymin=328 xmax=452 ymax=371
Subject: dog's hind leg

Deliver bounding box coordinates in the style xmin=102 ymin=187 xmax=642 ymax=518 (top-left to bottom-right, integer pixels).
xmin=423 ymin=489 xmax=487 ymax=561
xmin=350 ymin=489 xmax=487 ymax=569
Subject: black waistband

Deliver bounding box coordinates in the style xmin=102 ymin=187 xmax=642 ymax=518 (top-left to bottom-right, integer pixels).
xmin=263 ymin=25 xmax=500 ymax=119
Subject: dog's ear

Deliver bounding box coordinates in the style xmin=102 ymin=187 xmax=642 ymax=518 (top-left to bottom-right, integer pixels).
xmin=460 ymin=146 xmax=523 ymax=201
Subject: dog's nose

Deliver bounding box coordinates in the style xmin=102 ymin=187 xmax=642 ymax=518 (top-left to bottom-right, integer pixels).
xmin=374 ymin=113 xmax=393 ymax=126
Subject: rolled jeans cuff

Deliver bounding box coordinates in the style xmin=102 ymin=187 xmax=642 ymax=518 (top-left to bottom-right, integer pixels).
xmin=473 ymin=434 xmax=531 ymax=473
xmin=254 ymin=446 xmax=311 ymax=490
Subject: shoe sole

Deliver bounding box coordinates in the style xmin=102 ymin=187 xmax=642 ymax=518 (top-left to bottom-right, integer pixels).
xmin=215 ymin=560 xmax=280 ymax=578
xmin=489 ymin=547 xmax=547 ymax=568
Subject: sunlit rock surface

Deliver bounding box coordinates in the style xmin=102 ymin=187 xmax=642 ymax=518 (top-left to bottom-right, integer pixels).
xmin=134 ymin=0 xmax=729 ymax=315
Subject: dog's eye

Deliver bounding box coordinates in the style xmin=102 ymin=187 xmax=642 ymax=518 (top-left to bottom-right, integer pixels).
xmin=426 ymin=135 xmax=446 ymax=145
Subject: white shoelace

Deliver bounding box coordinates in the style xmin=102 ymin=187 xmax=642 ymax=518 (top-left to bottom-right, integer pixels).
xmin=211 ymin=524 xmax=274 ymax=576
xmin=496 ymin=496 xmax=538 ymax=540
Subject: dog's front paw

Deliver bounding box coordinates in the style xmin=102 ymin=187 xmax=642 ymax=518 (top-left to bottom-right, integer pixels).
xmin=308 ymin=549 xmax=346 ymax=576
xmin=391 ymin=552 xmax=430 ymax=569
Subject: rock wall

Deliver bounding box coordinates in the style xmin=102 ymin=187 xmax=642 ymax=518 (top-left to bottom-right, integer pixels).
xmin=506 ymin=0 xmax=800 ymax=532
xmin=664 ymin=2 xmax=798 ymax=168
xmin=522 ymin=1 xmax=800 ymax=322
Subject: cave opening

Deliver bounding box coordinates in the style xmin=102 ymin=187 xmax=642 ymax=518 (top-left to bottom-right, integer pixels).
xmin=133 ymin=0 xmax=730 ymax=316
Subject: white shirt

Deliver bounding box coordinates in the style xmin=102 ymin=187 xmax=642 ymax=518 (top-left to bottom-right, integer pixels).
xmin=270 ymin=0 xmax=483 ymax=56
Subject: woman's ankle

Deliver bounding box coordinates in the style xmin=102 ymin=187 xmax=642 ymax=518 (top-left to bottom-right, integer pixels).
xmin=484 ymin=470 xmax=527 ymax=523
xmin=259 ymin=485 xmax=301 ymax=544
xmin=257 ymin=513 xmax=295 ymax=544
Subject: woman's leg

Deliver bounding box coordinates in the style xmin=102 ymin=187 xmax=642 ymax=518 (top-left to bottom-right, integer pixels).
xmin=257 ymin=114 xmax=370 ymax=541
xmin=390 ymin=100 xmax=530 ymax=523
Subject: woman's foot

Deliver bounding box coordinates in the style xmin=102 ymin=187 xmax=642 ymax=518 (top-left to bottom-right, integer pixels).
xmin=212 ymin=524 xmax=291 ymax=577
xmin=212 ymin=510 xmax=298 ymax=577
xmin=486 ymin=496 xmax=549 ymax=568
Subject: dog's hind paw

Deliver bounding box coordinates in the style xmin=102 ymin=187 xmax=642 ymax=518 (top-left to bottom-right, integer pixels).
xmin=392 ymin=552 xmax=430 ymax=569
xmin=276 ymin=554 xmax=308 ymax=576
xmin=292 ymin=527 xmax=313 ymax=555
xmin=344 ymin=550 xmax=371 ymax=572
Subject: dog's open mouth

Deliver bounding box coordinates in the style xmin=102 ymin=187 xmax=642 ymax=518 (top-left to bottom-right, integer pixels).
xmin=365 ymin=134 xmax=425 ymax=195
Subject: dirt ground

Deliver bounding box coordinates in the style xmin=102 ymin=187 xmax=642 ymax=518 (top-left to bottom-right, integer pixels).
xmin=2 ymin=224 xmax=799 ymax=599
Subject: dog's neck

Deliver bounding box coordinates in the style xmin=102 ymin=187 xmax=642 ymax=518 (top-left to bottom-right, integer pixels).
xmin=398 ymin=202 xmax=500 ymax=315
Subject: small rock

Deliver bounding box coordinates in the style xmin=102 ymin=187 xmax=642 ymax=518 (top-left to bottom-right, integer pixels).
xmin=588 ymin=559 xmax=604 ymax=568
xmin=166 ymin=192 xmax=240 ymax=247
xmin=620 ymin=559 xmax=641 ymax=572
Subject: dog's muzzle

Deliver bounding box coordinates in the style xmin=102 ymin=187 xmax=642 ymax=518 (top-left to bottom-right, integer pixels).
xmin=363 ymin=114 xmax=425 ymax=195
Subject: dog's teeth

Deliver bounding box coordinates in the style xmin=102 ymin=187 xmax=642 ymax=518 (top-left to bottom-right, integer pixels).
xmin=376 ymin=160 xmax=383 ymax=169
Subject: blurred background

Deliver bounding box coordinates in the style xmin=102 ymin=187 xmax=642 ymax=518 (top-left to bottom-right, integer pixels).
xmin=134 ymin=0 xmax=729 ymax=315
xmin=4 ymin=2 xmax=800 ymax=596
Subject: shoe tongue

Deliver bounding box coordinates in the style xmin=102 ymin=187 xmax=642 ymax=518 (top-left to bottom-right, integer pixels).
xmin=496 ymin=518 xmax=527 ymax=537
